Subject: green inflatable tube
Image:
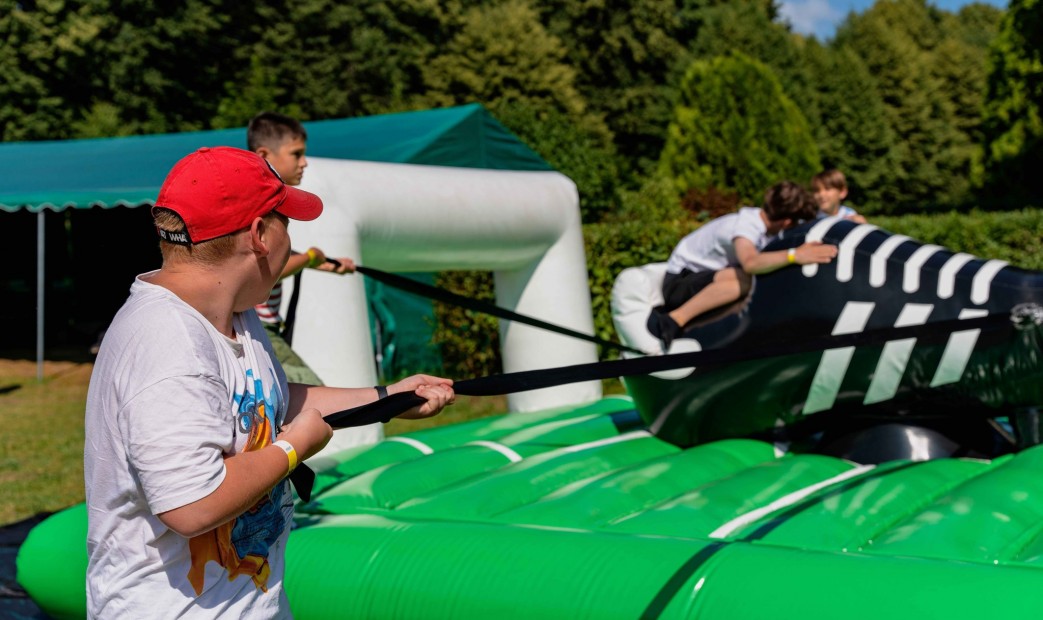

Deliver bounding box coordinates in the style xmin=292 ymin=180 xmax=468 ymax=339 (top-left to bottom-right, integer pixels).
xmin=16 ymin=503 xmax=87 ymax=620
xmin=19 ymin=400 xmax=1043 ymax=619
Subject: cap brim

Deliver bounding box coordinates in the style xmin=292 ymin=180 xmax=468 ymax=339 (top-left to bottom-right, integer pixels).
xmin=276 ymin=185 xmax=324 ymax=221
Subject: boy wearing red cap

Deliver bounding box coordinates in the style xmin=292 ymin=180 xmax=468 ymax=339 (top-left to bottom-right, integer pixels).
xmin=84 ymin=147 xmax=454 ymax=618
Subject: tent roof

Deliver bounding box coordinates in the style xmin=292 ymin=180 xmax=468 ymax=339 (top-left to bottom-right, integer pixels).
xmin=0 ymin=103 xmax=551 ymax=213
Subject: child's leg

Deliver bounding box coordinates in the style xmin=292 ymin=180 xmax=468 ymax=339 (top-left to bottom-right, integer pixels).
xmin=667 ymin=268 xmax=744 ymax=327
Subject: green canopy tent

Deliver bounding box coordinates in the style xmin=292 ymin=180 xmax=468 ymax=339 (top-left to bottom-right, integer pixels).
xmin=0 ymin=104 xmax=551 ymax=377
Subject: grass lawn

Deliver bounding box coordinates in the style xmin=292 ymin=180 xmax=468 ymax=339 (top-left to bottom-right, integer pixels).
xmin=0 ymin=359 xmax=92 ymax=526
xmin=0 ymin=357 xmax=551 ymax=526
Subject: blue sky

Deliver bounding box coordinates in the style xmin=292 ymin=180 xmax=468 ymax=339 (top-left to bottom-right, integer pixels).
xmin=779 ymin=0 xmax=1008 ymax=40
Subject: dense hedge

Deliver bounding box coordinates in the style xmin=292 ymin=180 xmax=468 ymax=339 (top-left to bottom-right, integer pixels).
xmin=432 ymin=208 xmax=1043 ymax=378
xmin=874 ymin=210 xmax=1043 ymax=270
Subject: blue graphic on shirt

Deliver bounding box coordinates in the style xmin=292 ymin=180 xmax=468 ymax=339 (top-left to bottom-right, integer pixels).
xmin=187 ymin=366 xmax=290 ymax=594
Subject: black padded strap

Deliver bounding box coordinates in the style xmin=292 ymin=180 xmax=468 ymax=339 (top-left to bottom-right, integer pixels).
xmin=325 ymin=312 xmax=1013 ymax=428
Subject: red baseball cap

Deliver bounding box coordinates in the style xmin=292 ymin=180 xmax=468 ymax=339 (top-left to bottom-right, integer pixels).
xmin=153 ymin=146 xmax=323 ymax=245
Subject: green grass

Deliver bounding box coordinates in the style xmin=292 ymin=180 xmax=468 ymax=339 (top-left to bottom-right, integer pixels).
xmin=0 ymin=360 xmax=91 ymax=526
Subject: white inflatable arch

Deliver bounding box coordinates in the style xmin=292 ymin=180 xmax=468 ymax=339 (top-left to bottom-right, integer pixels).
xmin=288 ymin=157 xmax=602 ymax=451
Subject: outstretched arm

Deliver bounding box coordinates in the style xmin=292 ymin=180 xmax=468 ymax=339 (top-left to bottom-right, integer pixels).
xmin=735 ymin=237 xmax=837 ymax=275
xmin=286 ymin=374 xmax=455 ymax=423
xmin=278 ymin=248 xmax=356 ymax=280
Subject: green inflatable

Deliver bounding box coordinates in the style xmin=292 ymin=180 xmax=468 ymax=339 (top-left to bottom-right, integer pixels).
xmin=18 ymin=396 xmax=1043 ymax=618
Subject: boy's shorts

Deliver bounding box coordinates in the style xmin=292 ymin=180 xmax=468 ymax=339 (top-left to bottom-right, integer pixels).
xmin=662 ymin=269 xmax=717 ymax=311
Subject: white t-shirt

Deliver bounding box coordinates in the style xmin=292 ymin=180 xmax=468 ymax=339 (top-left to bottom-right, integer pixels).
xmin=84 ymin=273 xmax=293 ymax=619
xmin=817 ymin=205 xmax=858 ymax=219
xmin=666 ymin=207 xmax=772 ymax=275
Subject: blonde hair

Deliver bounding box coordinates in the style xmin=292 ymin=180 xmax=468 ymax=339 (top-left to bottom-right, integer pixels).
xmin=153 ymin=208 xmax=258 ymax=264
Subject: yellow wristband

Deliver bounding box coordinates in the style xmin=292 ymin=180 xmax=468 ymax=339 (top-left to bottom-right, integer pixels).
xmin=273 ymin=439 xmax=298 ymax=476
xmin=306 ymin=249 xmax=321 ymax=268
xmin=787 ymin=248 xmax=797 ymax=264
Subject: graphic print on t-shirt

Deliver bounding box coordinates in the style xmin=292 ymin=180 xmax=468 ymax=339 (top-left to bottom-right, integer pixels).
xmin=187 ymin=368 xmax=287 ymax=595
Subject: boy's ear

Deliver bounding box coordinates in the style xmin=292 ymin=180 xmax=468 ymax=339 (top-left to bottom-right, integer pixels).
xmin=255 ymin=145 xmax=271 ymax=160
xmin=249 ymin=217 xmax=270 ymax=257
xmin=840 ymin=188 xmax=848 ymax=200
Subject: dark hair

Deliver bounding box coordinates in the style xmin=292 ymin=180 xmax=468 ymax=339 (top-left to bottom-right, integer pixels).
xmin=247 ymin=112 xmax=307 ymax=151
xmin=811 ymin=168 xmax=847 ymax=191
xmin=762 ymin=180 xmax=817 ymax=222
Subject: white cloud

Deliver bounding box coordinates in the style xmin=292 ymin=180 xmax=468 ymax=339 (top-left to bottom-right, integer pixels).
xmin=779 ymin=0 xmax=845 ymax=39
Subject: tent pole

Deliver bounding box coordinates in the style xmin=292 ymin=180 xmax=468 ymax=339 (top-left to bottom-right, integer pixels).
xmin=37 ymin=210 xmax=44 ymax=381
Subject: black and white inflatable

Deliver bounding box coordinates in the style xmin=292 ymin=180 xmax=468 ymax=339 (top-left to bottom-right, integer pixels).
xmin=612 ymin=217 xmax=1043 ymax=463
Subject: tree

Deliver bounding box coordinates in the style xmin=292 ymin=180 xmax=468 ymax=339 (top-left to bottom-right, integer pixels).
xmin=659 ymin=53 xmax=821 ymax=204
xmin=799 ymin=40 xmax=901 ymax=211
xmin=495 ymin=101 xmax=620 ymax=223
xmin=0 ymin=0 xmax=111 ymax=140
xmin=534 ymin=0 xmax=703 ymax=177
xmin=981 ymin=0 xmax=1043 ymax=208
xmin=833 ymin=0 xmax=984 ymax=210
xmin=238 ymin=0 xmax=455 ymax=120
xmin=415 ymin=0 xmax=595 ymax=134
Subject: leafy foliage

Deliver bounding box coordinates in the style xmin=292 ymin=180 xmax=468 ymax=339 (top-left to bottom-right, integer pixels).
xmin=3 ymin=0 xmax=1036 ymax=379
xmin=493 ymin=101 xmax=620 ymax=223
xmin=796 ymin=41 xmax=902 ymax=212
xmin=832 ymin=0 xmax=997 ymax=211
xmin=431 ymin=271 xmax=502 ymax=379
xmin=981 ymin=0 xmax=1043 ymax=209
xmin=416 ymin=0 xmax=591 ymax=129
xmin=874 ymin=209 xmax=1043 ymax=270
xmin=535 ymin=0 xmax=701 ymax=175
xmin=659 ymin=53 xmax=821 ymax=204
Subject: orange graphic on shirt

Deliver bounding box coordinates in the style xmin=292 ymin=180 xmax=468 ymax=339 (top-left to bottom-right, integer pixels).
xmin=187 ymin=396 xmax=283 ymax=596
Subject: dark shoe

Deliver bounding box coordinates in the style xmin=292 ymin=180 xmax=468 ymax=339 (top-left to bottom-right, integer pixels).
xmin=646 ymin=309 xmax=682 ymax=352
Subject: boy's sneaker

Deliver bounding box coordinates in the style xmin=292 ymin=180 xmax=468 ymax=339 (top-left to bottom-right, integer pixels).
xmin=646 ymin=309 xmax=682 ymax=353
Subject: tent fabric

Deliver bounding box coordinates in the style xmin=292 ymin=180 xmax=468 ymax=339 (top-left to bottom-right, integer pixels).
xmin=0 ymin=104 xmax=551 ymax=213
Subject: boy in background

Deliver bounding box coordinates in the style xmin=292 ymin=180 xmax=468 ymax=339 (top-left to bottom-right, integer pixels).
xmin=811 ymin=168 xmax=866 ymax=223
xmin=648 ymin=181 xmax=838 ymax=350
xmin=248 ymin=111 xmax=355 ymax=384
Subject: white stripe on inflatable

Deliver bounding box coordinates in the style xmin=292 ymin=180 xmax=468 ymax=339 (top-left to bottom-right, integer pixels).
xmin=971 ymin=259 xmax=1008 ymax=305
xmin=930 ymin=308 xmax=989 ymax=387
xmin=863 ymin=303 xmax=934 ymax=405
xmin=937 ymin=253 xmax=975 ymax=299
xmin=801 ymin=217 xmax=842 ymax=278
xmin=708 ymin=465 xmax=875 ymax=539
xmin=562 ymin=430 xmax=651 ymax=453
xmin=836 ymin=224 xmax=878 ymax=282
xmin=803 ymin=302 xmax=875 ymax=415
xmin=385 ymin=436 xmax=435 ymax=455
xmin=467 ymin=440 xmax=524 ymax=463
xmin=903 ymin=245 xmax=944 ymax=294
xmin=870 ymin=234 xmax=913 ymax=288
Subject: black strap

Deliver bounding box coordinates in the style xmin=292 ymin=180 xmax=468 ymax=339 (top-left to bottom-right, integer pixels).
xmin=325 ymin=312 xmax=1014 ymax=428
xmin=353 ymin=265 xmax=643 ymax=355
xmin=281 ymin=271 xmax=304 ymax=346
xmin=289 ymin=462 xmax=316 ymax=503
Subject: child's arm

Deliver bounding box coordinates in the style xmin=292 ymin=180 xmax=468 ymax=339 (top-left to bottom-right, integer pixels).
xmin=157 ymin=409 xmax=333 ymax=538
xmin=734 ymin=237 xmax=837 ymax=275
xmin=286 ymin=375 xmax=455 ymax=422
